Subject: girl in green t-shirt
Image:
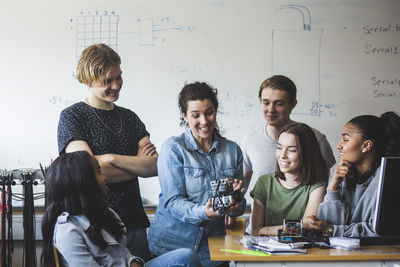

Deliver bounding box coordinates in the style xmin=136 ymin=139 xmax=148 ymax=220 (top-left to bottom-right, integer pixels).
xmin=251 ymin=123 xmax=328 ymax=236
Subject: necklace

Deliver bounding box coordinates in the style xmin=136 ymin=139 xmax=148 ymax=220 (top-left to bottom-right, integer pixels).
xmin=85 ymin=98 xmax=123 ymax=134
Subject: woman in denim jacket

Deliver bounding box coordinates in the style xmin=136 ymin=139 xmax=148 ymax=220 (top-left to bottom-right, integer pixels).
xmin=41 ymin=151 xmax=201 ymax=267
xmin=148 ymin=82 xmax=246 ymax=267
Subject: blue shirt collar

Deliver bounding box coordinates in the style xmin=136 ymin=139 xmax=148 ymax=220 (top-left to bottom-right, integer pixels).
xmin=184 ymin=129 xmax=220 ymax=153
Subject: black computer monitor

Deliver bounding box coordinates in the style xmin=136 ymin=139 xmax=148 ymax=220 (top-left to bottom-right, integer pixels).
xmin=373 ymin=157 xmax=400 ymax=236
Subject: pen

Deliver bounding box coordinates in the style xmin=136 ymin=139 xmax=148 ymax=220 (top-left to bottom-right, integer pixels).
xmin=248 ymin=245 xmax=271 ymax=253
xmin=220 ymin=248 xmax=270 ymax=256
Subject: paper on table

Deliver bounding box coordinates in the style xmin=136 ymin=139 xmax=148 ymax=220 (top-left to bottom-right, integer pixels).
xmin=240 ymin=235 xmax=307 ymax=254
xmin=256 ymin=239 xmax=307 ymax=254
xmin=240 ymin=235 xmax=272 ymax=246
xmin=329 ymin=237 xmax=360 ymax=250
xmin=249 ymin=244 xmax=306 ymax=254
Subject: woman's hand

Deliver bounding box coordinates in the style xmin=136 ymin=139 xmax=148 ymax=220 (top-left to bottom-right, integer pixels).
xmin=258 ymin=225 xmax=282 ymax=236
xmin=306 ymin=215 xmax=332 ymax=235
xmin=206 ymin=178 xmax=245 ymax=218
xmin=227 ymin=178 xmax=245 ymax=212
xmin=328 ymin=159 xmax=351 ymax=192
xmin=205 ymin=198 xmax=219 ymax=218
xmin=232 ymin=178 xmax=244 ymax=192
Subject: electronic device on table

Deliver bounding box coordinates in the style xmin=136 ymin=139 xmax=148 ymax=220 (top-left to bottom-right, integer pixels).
xmin=278 ymin=219 xmax=303 ymax=242
xmin=361 ymin=157 xmax=400 ymax=245
xmin=278 ymin=219 xmax=330 ymax=246
xmin=210 ymin=178 xmax=243 ymax=215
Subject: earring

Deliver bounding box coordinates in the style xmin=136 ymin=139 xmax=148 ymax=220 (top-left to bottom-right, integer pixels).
xmin=362 ymin=149 xmax=366 ymax=153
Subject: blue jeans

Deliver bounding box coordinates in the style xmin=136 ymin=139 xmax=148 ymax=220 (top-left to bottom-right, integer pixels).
xmin=126 ymin=226 xmax=151 ymax=261
xmin=146 ymin=248 xmax=201 ymax=267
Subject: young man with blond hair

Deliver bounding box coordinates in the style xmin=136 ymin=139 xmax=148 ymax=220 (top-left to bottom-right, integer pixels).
xmin=57 ymin=44 xmax=157 ymax=260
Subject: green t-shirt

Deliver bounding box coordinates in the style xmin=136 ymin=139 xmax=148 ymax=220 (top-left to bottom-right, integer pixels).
xmin=250 ymin=173 xmax=326 ymax=226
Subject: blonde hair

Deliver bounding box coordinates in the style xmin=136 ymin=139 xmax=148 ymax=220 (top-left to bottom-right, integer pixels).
xmin=76 ymin=44 xmax=121 ymax=86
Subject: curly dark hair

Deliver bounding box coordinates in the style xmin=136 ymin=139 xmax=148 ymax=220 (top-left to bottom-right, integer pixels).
xmin=178 ymin=81 xmax=224 ymax=138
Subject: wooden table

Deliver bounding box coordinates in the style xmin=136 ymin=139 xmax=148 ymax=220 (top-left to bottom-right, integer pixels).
xmin=208 ymin=235 xmax=400 ymax=267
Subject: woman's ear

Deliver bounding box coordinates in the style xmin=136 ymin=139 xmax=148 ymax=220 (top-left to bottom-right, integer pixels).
xmin=182 ymin=113 xmax=188 ymax=123
xmin=361 ymin=140 xmax=373 ymax=153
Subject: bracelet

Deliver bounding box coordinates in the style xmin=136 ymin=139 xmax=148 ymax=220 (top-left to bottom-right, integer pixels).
xmin=132 ymin=257 xmax=145 ymax=266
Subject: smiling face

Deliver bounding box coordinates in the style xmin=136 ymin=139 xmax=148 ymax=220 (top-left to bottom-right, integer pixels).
xmin=90 ymin=157 xmax=106 ymax=195
xmin=276 ymin=132 xmax=299 ymax=177
xmin=337 ymin=123 xmax=366 ymax=163
xmin=183 ymin=99 xmax=216 ymax=146
xmin=88 ymin=64 xmax=123 ymax=108
xmin=260 ymin=88 xmax=296 ymax=127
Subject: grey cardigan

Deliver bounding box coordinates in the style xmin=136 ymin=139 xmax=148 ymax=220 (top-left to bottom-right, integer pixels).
xmin=54 ymin=209 xmax=143 ymax=266
xmin=318 ymin=165 xmax=381 ymax=237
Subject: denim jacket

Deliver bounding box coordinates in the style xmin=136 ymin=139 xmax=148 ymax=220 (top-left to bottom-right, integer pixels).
xmin=54 ymin=210 xmax=143 ymax=267
xmin=148 ymin=130 xmax=245 ymax=259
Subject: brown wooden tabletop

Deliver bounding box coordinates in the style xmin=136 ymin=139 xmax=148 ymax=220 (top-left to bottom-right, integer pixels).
xmin=208 ymin=235 xmax=400 ymax=262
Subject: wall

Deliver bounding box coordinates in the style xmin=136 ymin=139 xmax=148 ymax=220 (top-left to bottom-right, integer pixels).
xmin=1 ymin=0 xmax=399 ymax=204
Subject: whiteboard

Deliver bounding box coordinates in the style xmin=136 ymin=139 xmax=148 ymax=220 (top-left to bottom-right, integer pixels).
xmin=1 ymin=0 xmax=399 ymax=204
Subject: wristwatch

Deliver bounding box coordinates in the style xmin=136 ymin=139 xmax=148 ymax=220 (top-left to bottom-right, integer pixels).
xmin=325 ymin=225 xmax=334 ymax=237
xmin=132 ymin=257 xmax=145 ymax=266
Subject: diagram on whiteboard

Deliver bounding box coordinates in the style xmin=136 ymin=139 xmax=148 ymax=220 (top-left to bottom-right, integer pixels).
xmin=74 ymin=11 xmax=196 ymax=59
xmin=272 ymin=5 xmax=323 ymax=117
xmin=76 ymin=12 xmax=119 ymax=59
xmin=135 ymin=17 xmax=195 ymax=46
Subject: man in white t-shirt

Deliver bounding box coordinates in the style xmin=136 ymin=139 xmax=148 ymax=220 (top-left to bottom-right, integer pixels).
xmin=241 ymin=75 xmax=336 ymax=233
